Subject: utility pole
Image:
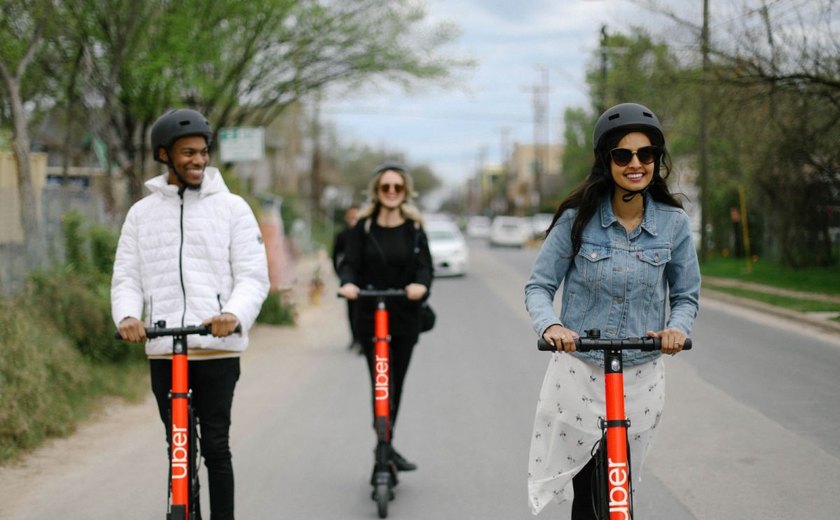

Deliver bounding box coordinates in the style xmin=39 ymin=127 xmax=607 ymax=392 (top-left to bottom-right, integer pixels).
xmin=531 ymin=65 xmax=550 ymax=212
xmin=599 ymin=25 xmax=609 ymax=113
xmin=498 ymin=126 xmax=511 ymax=214
xmin=699 ymin=0 xmax=711 ymax=263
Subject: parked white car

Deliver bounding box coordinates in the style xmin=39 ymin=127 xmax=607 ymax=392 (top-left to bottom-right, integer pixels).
xmin=426 ymin=220 xmax=469 ymax=277
xmin=465 ymin=215 xmax=492 ymax=239
xmin=531 ymin=213 xmax=554 ymax=239
xmin=489 ymin=216 xmax=532 ymax=247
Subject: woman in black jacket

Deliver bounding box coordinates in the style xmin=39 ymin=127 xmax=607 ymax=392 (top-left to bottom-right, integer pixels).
xmin=338 ymin=161 xmax=433 ymax=472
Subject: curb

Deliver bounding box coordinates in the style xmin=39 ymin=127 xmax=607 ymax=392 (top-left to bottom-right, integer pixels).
xmin=701 ymin=288 xmax=840 ymax=336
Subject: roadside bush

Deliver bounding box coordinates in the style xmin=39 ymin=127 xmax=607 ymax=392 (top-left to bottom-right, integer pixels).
xmin=26 ymin=269 xmax=137 ymax=363
xmin=24 ymin=211 xmax=140 ymax=363
xmin=0 ymin=299 xmax=90 ymax=462
xmin=257 ymin=290 xmax=297 ymax=326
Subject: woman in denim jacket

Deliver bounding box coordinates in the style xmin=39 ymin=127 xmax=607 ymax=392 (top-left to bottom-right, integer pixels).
xmin=524 ymin=103 xmax=700 ymax=518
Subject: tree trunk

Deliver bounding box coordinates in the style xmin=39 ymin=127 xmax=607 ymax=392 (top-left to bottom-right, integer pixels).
xmin=4 ymin=77 xmax=43 ymax=265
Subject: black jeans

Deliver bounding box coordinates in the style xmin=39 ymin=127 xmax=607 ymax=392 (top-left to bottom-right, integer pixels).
xmin=346 ymin=299 xmax=359 ymax=344
xmin=150 ymin=357 xmax=240 ymax=520
xmin=361 ymin=333 xmax=417 ymax=435
xmin=571 ymin=455 xmax=597 ymax=520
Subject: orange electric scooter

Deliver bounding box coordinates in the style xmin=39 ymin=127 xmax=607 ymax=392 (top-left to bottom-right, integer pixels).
xmin=342 ymin=288 xmax=406 ymax=518
xmin=538 ymin=329 xmax=692 ymax=519
xmin=117 ymin=320 xmax=239 ymax=520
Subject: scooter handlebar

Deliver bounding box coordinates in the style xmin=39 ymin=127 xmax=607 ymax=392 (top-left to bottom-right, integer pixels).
xmin=337 ymin=289 xmax=407 ymax=299
xmin=537 ymin=336 xmax=693 ymax=352
xmin=115 ymin=323 xmax=242 ymax=340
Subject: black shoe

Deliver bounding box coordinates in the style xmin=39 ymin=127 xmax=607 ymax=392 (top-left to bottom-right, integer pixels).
xmin=389 ymin=447 xmax=417 ymax=472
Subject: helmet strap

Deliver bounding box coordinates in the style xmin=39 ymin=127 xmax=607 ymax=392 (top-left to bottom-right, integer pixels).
xmin=620 ymin=186 xmax=648 ymax=203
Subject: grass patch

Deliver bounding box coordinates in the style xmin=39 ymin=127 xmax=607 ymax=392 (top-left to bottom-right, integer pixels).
xmin=701 ymin=257 xmax=840 ymax=295
xmin=0 ymin=213 xmax=152 ymax=465
xmin=703 ymin=285 xmax=840 ymax=314
xmin=0 ymin=299 xmax=148 ymax=465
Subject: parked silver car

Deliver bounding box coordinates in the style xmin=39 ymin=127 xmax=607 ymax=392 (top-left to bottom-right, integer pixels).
xmin=489 ymin=216 xmax=532 ymax=247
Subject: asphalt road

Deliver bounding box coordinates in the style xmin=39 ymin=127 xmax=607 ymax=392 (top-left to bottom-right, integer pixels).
xmin=1 ymin=239 xmax=839 ymax=519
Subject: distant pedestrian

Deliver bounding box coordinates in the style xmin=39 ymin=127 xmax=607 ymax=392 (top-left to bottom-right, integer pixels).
xmin=337 ymin=161 xmax=433 ymax=473
xmin=333 ymin=206 xmax=360 ymax=351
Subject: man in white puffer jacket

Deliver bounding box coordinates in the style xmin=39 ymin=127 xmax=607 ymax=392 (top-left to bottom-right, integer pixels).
xmin=112 ymin=109 xmax=268 ymax=520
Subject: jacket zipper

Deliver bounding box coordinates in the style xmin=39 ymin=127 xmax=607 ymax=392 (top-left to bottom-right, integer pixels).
xmin=179 ymin=192 xmax=187 ymax=327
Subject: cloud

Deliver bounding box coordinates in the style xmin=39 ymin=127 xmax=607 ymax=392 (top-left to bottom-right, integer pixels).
xmin=325 ymin=0 xmax=700 ymax=187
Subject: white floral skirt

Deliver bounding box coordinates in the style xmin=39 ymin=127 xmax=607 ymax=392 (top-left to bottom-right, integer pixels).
xmin=527 ymin=354 xmax=665 ymax=515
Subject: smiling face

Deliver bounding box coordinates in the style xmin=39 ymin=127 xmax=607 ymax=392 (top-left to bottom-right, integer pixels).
xmin=376 ymin=170 xmax=407 ymax=210
xmin=609 ymin=131 xmax=655 ymax=195
xmin=161 ymin=135 xmax=209 ymax=189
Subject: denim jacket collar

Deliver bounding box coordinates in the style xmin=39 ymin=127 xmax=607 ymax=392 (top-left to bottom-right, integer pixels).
xmin=599 ymin=192 xmax=658 ymax=236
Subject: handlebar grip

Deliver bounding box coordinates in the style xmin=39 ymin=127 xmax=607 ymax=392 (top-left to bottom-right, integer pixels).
xmin=537 ymin=338 xmax=555 ymax=351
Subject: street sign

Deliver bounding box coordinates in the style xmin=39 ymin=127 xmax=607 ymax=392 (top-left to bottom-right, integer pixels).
xmin=218 ymin=127 xmax=265 ymax=162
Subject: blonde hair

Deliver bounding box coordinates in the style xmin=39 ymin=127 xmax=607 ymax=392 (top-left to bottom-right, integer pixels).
xmin=358 ymin=168 xmax=424 ymax=225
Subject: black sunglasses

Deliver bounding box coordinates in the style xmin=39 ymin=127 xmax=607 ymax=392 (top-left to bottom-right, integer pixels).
xmin=609 ymin=146 xmax=661 ymax=167
xmin=378 ymin=183 xmax=405 ymax=194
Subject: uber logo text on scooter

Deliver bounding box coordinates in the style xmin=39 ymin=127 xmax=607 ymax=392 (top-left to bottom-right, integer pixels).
xmin=374 ymin=355 xmax=389 ymax=400
xmin=608 ymin=457 xmax=630 ymax=519
xmin=171 ymin=425 xmax=188 ymax=480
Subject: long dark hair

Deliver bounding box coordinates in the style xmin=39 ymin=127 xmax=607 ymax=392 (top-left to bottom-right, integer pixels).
xmin=547 ymin=128 xmax=684 ymax=255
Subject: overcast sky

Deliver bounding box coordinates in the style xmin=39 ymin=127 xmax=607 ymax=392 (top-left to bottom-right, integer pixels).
xmin=322 ymin=0 xmax=707 ymax=187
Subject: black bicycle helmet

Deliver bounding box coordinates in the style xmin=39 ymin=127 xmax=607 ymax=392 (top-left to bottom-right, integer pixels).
xmin=593 ymin=103 xmax=663 ymax=152
xmin=151 ymin=109 xmax=212 ymax=164
xmin=372 ymin=160 xmax=408 ymax=176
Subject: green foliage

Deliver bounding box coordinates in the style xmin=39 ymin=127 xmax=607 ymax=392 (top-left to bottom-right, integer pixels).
xmin=25 ymin=211 xmax=139 ymax=363
xmin=89 ymin=224 xmax=118 ymax=277
xmin=0 ymin=295 xmax=147 ymax=463
xmin=330 ymin=143 xmax=443 ymax=205
xmin=703 ymin=286 xmax=840 ymax=314
xmin=0 ymin=298 xmax=90 ymax=462
xmin=61 ymin=210 xmax=89 ymax=272
xmin=256 ymin=290 xmax=297 ymax=326
xmin=560 ymin=107 xmax=596 ymax=200
xmin=570 ymin=13 xmax=840 ymax=268
xmin=49 ymin=0 xmax=467 ymax=202
xmin=701 ymin=257 xmax=840 ymax=295
xmin=0 ymin=210 xmax=147 ymax=462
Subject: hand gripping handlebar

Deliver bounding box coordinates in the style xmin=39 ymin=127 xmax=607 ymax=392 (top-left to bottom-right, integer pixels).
xmin=114 ymin=321 xmax=241 ymax=340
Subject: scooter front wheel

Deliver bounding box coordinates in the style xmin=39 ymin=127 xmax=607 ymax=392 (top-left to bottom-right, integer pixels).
xmin=375 ymin=482 xmax=390 ymax=518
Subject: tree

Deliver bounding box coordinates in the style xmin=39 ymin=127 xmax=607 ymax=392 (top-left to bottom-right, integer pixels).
xmin=563 ymin=29 xmax=698 ymax=197
xmin=569 ymin=1 xmax=840 ymax=267
xmin=64 ymin=0 xmax=465 ymax=203
xmin=709 ymin=1 xmax=840 ymax=266
xmin=330 ymin=141 xmax=442 ymax=205
xmin=0 ymin=0 xmax=56 ymax=264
